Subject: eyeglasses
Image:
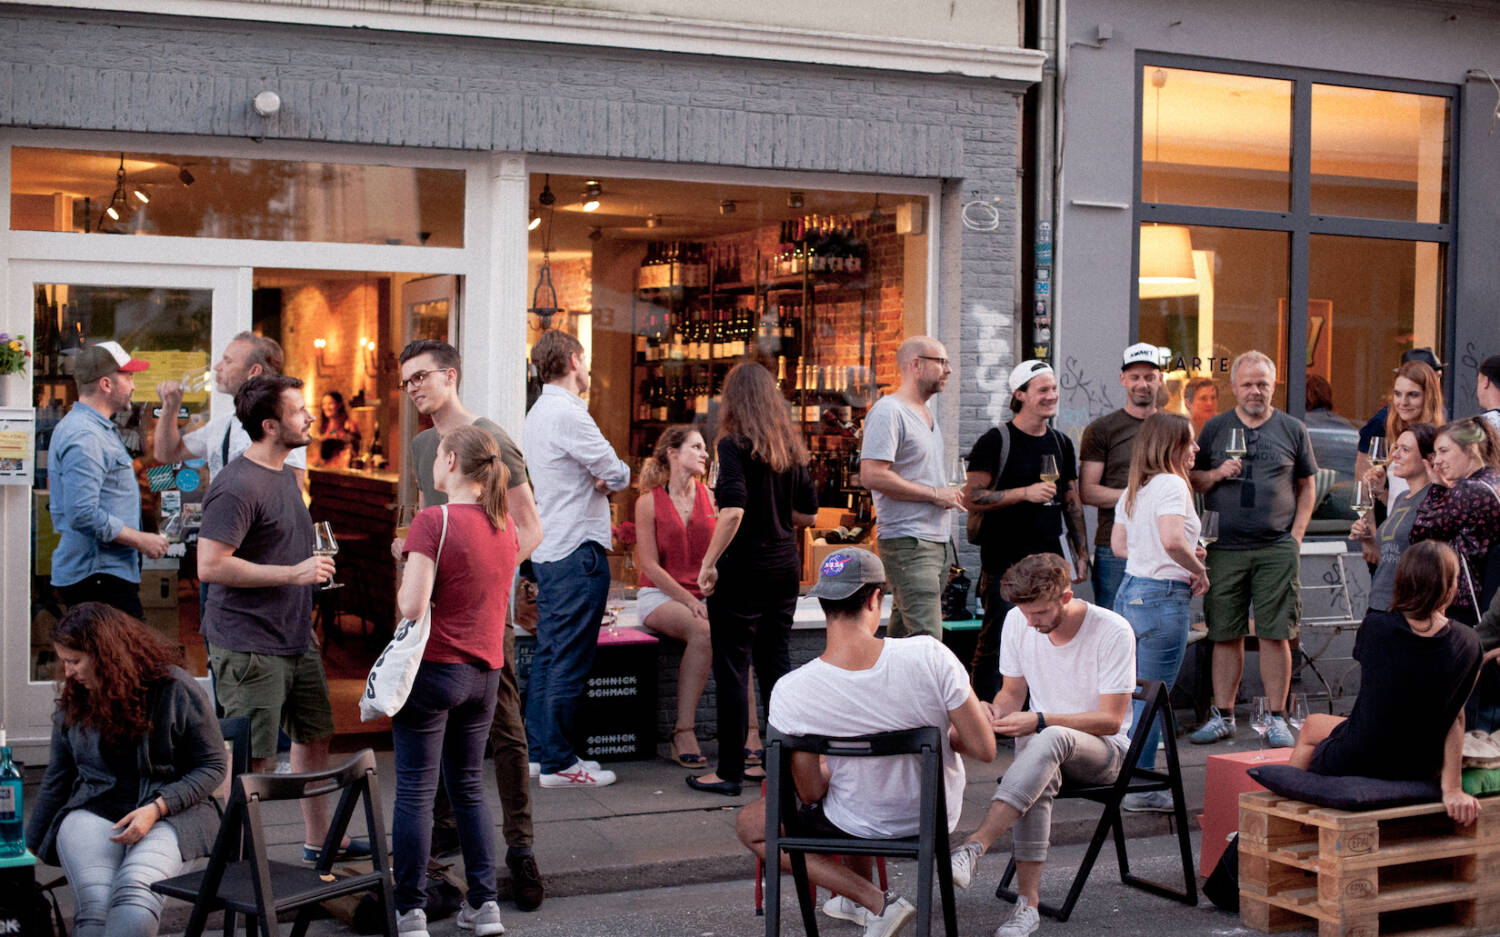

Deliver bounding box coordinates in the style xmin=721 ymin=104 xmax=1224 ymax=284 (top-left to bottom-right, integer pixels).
xmin=916 ymin=355 xmax=951 ymax=367
xmin=400 ymin=368 xmax=451 ymax=392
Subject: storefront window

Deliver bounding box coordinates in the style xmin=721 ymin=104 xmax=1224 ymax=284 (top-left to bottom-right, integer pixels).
xmin=10 ymin=147 xmax=464 ymax=246
xmin=1140 ymin=66 xmax=1291 ymax=213
xmin=1311 ymin=85 xmax=1449 ymax=224
xmin=525 ymin=173 xmax=927 ymax=585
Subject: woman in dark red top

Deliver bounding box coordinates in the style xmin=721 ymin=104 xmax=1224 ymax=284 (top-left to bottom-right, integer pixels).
xmin=393 ymin=425 xmax=518 ymax=935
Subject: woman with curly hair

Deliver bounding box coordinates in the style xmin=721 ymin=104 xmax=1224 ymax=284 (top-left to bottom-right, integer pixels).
xmin=687 ymin=361 xmax=817 ymax=796
xmin=1361 ymin=360 xmax=1444 ymax=506
xmin=26 ymin=603 xmax=226 ymax=937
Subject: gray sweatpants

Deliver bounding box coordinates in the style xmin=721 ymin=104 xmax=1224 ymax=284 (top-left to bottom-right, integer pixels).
xmin=993 ymin=725 xmax=1125 ymax=863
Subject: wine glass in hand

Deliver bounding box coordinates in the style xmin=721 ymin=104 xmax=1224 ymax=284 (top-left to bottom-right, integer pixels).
xmin=1352 ymin=481 xmax=1375 ymax=521
xmin=1199 ymin=510 xmax=1219 ymax=549
xmin=313 ymin=521 xmax=341 ymax=591
xmin=1038 ymin=454 xmax=1060 ymax=507
xmin=1250 ymin=697 xmax=1273 ymax=758
xmin=948 ymin=454 xmax=969 ymax=488
xmin=1367 ymin=436 xmax=1388 ymax=470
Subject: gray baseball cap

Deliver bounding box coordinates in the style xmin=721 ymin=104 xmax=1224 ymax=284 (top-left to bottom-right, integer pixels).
xmin=806 ymin=548 xmax=888 ymax=600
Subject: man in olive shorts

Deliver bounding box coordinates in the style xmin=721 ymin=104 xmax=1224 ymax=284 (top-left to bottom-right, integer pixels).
xmin=198 ymin=376 xmax=363 ymax=863
xmin=1188 ymin=351 xmax=1317 ymax=749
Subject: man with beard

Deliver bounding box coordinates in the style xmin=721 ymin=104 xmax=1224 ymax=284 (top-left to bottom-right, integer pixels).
xmin=1188 ymin=351 xmax=1317 ymax=748
xmin=1078 ymin=343 xmax=1164 ymax=614
xmin=198 ymin=375 xmax=355 ymax=861
xmin=859 ymin=337 xmax=966 ymax=639
xmin=963 ymin=361 xmax=1089 ymax=700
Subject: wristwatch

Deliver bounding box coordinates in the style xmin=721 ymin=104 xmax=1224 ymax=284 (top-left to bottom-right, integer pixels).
xmin=1034 ymin=712 xmax=1047 ymax=733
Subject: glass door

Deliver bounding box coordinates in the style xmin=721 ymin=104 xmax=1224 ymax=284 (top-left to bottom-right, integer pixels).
xmin=5 ymin=261 xmax=241 ymax=741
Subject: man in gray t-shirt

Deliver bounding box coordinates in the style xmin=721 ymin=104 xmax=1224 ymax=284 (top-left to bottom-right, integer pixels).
xmin=859 ymin=337 xmax=965 ymax=639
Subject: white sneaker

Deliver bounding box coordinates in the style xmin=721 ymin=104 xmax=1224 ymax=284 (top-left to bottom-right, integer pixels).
xmin=950 ymin=841 xmax=983 ymax=889
xmin=539 ymin=759 xmax=617 ymax=788
xmin=862 ymin=894 xmax=915 ymax=937
xmin=396 ymin=907 xmax=430 ymax=937
xmin=993 ymin=896 xmax=1040 ymax=937
xmin=456 ymin=899 xmax=505 ymax=936
xmin=822 ymin=894 xmax=875 ymax=926
xmin=532 ymin=758 xmax=600 ymax=779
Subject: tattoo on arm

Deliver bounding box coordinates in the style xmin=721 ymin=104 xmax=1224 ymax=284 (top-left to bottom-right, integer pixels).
xmin=1064 ymin=489 xmax=1088 ymax=554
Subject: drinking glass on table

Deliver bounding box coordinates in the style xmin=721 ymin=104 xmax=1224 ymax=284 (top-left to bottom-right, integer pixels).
xmin=1287 ymin=694 xmax=1309 ymax=735
xmin=313 ymin=521 xmax=341 ymax=591
xmin=1250 ymin=697 xmax=1273 ymax=757
xmin=1198 ymin=510 xmax=1219 ymax=549
xmin=1038 ymin=454 xmax=1060 ymax=507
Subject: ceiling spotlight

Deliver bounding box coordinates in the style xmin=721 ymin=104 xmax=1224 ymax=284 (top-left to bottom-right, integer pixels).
xmin=528 ymin=213 xmax=542 ymax=231
xmin=645 ymin=214 xmax=662 ymax=229
xmin=787 ymin=191 xmax=805 ymax=209
xmin=179 ymin=166 xmax=195 ymax=187
xmin=132 ymin=189 xmax=150 ymax=204
xmin=538 ymin=175 xmax=555 ymax=207
xmin=105 ymin=204 xmax=121 ymax=221
xmin=719 ymin=200 xmax=736 ymax=215
xmin=581 ymin=180 xmax=602 ymax=212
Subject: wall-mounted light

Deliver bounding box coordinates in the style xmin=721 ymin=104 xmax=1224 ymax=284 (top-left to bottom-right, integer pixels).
xmin=313 ymin=338 xmax=333 ymax=376
xmin=581 ymin=180 xmax=602 ymax=212
xmin=358 ymin=337 xmax=378 ymax=377
xmin=253 ymin=90 xmax=282 ymax=117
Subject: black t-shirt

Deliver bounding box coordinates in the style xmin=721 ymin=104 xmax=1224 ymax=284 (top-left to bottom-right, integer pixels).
xmin=1309 ymin=610 xmax=1480 ymax=782
xmin=200 ymin=455 xmax=316 ymax=655
xmin=967 ymin=421 xmax=1076 ymax=571
xmin=713 ymin=435 xmax=817 ymax=580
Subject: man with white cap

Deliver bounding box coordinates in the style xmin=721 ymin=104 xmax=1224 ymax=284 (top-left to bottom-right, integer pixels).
xmin=963 ymin=360 xmax=1088 ymax=700
xmin=50 ymin=340 xmax=168 ymax=617
xmin=735 ymin=547 xmax=994 ymax=937
xmin=1078 ymin=343 xmax=1163 ymax=613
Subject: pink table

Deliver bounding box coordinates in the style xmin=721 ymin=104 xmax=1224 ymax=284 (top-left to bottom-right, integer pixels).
xmin=1198 ymin=748 xmax=1293 ymax=877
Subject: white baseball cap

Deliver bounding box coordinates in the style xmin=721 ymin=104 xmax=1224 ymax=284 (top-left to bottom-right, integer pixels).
xmin=1007 ymin=359 xmax=1055 ymax=395
xmin=1121 ymin=343 xmax=1163 ymax=371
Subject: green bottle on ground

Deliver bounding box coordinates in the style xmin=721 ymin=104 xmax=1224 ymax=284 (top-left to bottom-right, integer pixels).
xmin=0 ymin=730 xmax=24 ymax=857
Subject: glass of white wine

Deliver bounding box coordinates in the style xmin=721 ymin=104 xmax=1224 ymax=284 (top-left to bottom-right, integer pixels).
xmin=1352 ymin=481 xmax=1375 ymax=520
xmin=180 ymin=365 xmax=213 ymax=395
xmin=1250 ymin=697 xmax=1273 ymax=758
xmin=948 ymin=454 xmax=969 ymax=488
xmin=313 ymin=521 xmax=341 ymax=591
xmin=1225 ymin=428 xmax=1247 ymax=461
xmin=1199 ymin=509 xmax=1219 ymax=549
xmin=1287 ymin=693 xmax=1309 ymax=735
xmin=1038 ymin=454 xmax=1060 ymax=506
xmin=1367 ymin=436 xmax=1388 ymax=470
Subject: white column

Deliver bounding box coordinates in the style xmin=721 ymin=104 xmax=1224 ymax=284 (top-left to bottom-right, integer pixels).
xmin=467 ymin=153 xmax=529 ymax=434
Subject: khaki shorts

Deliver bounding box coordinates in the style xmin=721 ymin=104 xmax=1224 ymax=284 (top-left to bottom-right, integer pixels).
xmin=207 ymin=643 xmax=335 ymax=759
xmin=1203 ymin=540 xmax=1302 ymax=642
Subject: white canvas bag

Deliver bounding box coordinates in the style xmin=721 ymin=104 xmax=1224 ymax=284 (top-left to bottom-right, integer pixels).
xmin=359 ymin=506 xmax=448 ymax=721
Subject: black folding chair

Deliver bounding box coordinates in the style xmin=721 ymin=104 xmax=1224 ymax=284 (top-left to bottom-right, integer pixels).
xmin=764 ymin=726 xmax=957 ymax=937
xmin=152 ymin=748 xmax=398 ymax=937
xmin=994 ymin=680 xmax=1197 ymax=922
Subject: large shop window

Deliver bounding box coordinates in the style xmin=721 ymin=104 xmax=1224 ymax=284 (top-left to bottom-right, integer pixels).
xmin=524 ymin=174 xmax=927 ymax=583
xmin=10 ymin=147 xmax=464 ymax=246
xmin=1137 ymin=63 xmax=1454 ymax=532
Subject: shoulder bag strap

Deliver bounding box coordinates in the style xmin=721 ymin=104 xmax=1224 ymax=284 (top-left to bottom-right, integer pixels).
xmin=988 ymin=423 xmax=1011 ymax=493
xmin=221 ymin=419 xmax=233 ymax=466
xmin=436 ymin=505 xmax=450 ymax=566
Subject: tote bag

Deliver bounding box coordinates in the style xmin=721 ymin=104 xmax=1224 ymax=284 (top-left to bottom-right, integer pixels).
xmin=360 ymin=506 xmax=449 ymax=721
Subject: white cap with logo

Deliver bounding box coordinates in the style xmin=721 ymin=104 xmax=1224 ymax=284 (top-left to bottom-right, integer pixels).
xmin=1121 ymin=343 xmax=1163 ymax=371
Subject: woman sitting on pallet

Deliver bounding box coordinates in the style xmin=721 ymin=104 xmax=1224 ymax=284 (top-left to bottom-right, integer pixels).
xmin=1290 ymin=541 xmax=1483 ymax=824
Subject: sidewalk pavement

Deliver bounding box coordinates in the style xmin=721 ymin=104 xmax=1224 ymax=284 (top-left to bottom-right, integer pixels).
xmin=23 ymin=718 xmax=1299 ymax=935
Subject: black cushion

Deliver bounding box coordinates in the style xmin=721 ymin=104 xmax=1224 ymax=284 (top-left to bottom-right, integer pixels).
xmin=1247 ymin=764 xmax=1441 ymax=811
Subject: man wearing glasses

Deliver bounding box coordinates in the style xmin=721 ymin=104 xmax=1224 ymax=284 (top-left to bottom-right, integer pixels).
xmin=394 ymin=339 xmax=548 ymax=911
xmin=859 ymin=337 xmax=965 ymax=639
xmin=1188 ymin=350 xmax=1317 ymax=748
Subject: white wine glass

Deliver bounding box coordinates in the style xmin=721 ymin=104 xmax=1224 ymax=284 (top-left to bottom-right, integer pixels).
xmin=605 ymin=603 xmax=625 ymax=639
xmin=1038 ymin=454 xmax=1060 ymax=507
xmin=1225 ymin=428 xmax=1247 ymax=461
xmin=1287 ymin=693 xmax=1309 ymax=734
xmin=948 ymin=454 xmax=969 ymax=488
xmin=1199 ymin=510 xmax=1219 ymax=549
xmin=1367 ymin=436 xmax=1388 ymax=469
xmin=180 ymin=365 xmax=213 ymax=394
xmin=1250 ymin=697 xmax=1273 ymax=758
xmin=705 ymin=459 xmax=719 ymax=490
xmin=1352 ymin=481 xmax=1375 ymax=520
xmin=313 ymin=521 xmax=341 ymax=591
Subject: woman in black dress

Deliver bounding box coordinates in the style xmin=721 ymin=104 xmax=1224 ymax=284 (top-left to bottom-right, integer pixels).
xmin=687 ymin=361 xmax=817 ymax=796
xmin=1290 ymin=541 xmax=1482 ymax=824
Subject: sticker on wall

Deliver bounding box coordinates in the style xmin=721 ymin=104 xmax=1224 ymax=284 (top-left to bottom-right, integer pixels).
xmin=175 ymin=468 xmax=202 ymax=492
xmin=147 ymin=465 xmax=177 ymax=492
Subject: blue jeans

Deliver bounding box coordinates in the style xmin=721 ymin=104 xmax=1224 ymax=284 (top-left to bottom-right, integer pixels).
xmin=1092 ymin=546 xmax=1128 ymax=616
xmin=527 ymin=541 xmax=611 ymax=773
xmin=56 ymin=808 xmax=183 ymax=937
xmin=1114 ymin=574 xmax=1192 ymax=770
xmin=392 ymin=660 xmax=502 ymax=912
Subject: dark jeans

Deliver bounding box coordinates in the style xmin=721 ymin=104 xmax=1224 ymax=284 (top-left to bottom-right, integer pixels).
xmin=58 ymin=573 xmax=143 ymax=620
xmin=392 ymin=660 xmax=502 ymax=912
xmin=971 ymin=569 xmax=1012 ymax=703
xmin=707 ymin=568 xmax=797 ymax=783
xmin=527 ymin=542 xmax=611 ymax=773
xmin=432 ymin=623 xmax=533 ymax=848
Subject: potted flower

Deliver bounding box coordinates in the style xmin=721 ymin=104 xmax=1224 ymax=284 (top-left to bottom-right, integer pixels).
xmin=0 ymin=333 xmax=31 ymax=377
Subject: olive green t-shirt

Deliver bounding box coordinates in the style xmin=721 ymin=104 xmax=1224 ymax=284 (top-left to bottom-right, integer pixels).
xmin=411 ymin=417 xmax=528 ymax=505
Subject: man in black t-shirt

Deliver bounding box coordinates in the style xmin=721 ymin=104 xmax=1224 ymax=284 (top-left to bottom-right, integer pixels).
xmin=963 ymin=360 xmax=1089 ymax=699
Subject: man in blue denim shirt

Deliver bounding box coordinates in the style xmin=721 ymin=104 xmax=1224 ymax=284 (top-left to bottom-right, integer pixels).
xmin=49 ymin=341 xmax=169 ymax=617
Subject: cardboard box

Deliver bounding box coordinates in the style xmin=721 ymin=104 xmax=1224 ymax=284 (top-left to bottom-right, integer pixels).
xmin=802 ymin=524 xmax=878 ymax=583
xmin=139 ymin=569 xmax=179 ymax=608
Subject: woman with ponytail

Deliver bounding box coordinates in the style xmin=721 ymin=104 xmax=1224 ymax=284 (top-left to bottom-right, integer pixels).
xmin=392 ymin=424 xmax=517 ymax=937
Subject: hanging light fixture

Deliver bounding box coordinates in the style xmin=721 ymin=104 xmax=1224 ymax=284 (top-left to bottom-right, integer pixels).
xmin=100 ymin=153 xmax=130 ymax=228
xmin=528 ymin=213 xmax=542 ymax=231
xmin=528 ymin=175 xmax=565 ymax=330
xmin=581 ymin=180 xmax=602 ymax=212
xmin=1140 ymin=68 xmax=1195 ymax=285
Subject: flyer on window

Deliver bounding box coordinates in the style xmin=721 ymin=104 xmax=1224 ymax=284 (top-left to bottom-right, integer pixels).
xmin=0 ymin=407 xmax=35 ymax=485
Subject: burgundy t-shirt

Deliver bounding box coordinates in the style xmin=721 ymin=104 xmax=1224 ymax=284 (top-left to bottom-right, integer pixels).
xmin=403 ymin=503 xmax=517 ymax=668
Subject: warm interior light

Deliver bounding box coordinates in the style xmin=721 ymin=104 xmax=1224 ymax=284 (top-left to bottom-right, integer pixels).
xmin=105 ymin=204 xmax=120 ymax=221
xmin=582 ymin=199 xmax=600 ymax=213
xmin=528 ymin=214 xmax=542 ymax=231
xmin=581 ymin=180 xmax=602 ymax=212
xmin=1139 ymin=224 xmax=1196 ymax=284
xmin=132 ymin=189 xmax=150 ymax=204
xmin=314 ymin=338 xmax=326 ymax=349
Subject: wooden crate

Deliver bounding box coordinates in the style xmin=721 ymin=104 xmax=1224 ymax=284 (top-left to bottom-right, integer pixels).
xmin=1239 ymin=790 xmax=1500 ymax=937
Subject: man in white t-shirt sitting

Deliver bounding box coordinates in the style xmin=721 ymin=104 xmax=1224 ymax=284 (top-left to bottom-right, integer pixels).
xmin=948 ymin=553 xmax=1136 ymax=937
xmin=736 ymin=548 xmax=995 ymax=937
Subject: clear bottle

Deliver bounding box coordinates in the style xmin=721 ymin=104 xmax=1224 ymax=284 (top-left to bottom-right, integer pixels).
xmin=0 ymin=730 xmax=24 ymax=857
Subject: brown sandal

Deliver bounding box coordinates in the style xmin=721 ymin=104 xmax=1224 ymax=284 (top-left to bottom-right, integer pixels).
xmin=670 ymin=727 xmax=708 ymax=768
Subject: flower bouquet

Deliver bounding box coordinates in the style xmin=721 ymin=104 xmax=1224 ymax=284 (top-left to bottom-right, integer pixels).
xmin=0 ymin=333 xmax=31 ymax=376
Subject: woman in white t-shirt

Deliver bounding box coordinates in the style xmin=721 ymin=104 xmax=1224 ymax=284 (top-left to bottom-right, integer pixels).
xmin=1110 ymin=412 xmax=1208 ymax=809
